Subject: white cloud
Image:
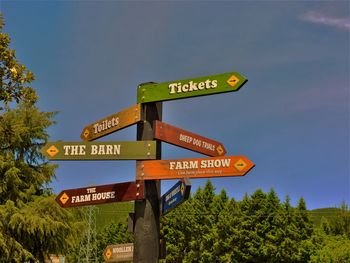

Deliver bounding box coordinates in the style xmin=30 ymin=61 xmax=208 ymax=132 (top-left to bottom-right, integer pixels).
xmin=301 ymin=11 xmax=350 ymax=31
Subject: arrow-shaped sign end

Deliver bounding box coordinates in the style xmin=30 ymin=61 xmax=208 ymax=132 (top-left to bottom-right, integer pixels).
xmin=235 ymin=156 xmax=255 ymax=174
xmin=80 ymin=127 xmax=91 ymax=141
xmin=216 ymin=145 xmax=227 ymax=156
xmin=226 ymin=73 xmax=248 ymax=91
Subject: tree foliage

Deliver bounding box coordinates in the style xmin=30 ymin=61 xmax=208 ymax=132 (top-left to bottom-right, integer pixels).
xmin=0 ymin=14 xmax=82 ymax=262
xmin=0 ymin=14 xmax=34 ymax=110
xmin=160 ymin=180 xmax=349 ymax=263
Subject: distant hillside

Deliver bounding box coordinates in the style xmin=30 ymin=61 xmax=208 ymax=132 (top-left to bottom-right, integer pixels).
xmin=309 ymin=207 xmax=342 ymax=226
xmin=95 ymin=201 xmax=134 ymax=231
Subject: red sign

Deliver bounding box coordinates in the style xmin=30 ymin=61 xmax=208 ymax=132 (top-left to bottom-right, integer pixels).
xmin=136 ymin=156 xmax=254 ymax=180
xmin=55 ymin=181 xmax=144 ymax=208
xmin=154 ymin=121 xmax=226 ymax=156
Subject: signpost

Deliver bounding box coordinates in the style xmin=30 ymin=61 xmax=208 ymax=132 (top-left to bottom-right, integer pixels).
xmin=137 ymin=72 xmax=247 ymax=103
xmin=136 ymin=156 xmax=254 ymax=180
xmin=80 ymin=104 xmax=141 ymax=141
xmin=133 ymin=101 xmax=162 ymax=262
xmin=160 ymin=178 xmax=191 ymax=215
xmin=103 ymin=243 xmax=134 ymax=262
xmin=41 ymin=141 xmax=156 ymax=160
xmin=41 ymin=71 xmax=252 ymax=263
xmin=55 ymin=181 xmax=144 ymax=208
xmin=154 ymin=120 xmax=226 ymax=156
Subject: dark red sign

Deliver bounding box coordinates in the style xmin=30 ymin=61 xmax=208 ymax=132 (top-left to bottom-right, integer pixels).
xmin=55 ymin=181 xmax=144 ymax=208
xmin=154 ymin=120 xmax=226 ymax=156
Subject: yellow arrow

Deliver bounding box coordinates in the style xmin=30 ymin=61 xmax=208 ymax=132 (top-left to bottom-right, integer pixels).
xmin=227 ymin=74 xmax=239 ymax=87
xmin=234 ymin=159 xmax=247 ymax=171
xmin=46 ymin=145 xmax=59 ymax=157
xmin=105 ymin=248 xmax=112 ymax=260
xmin=59 ymin=192 xmax=69 ymax=205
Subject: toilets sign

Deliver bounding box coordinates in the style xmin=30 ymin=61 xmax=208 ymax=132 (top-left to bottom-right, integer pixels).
xmin=137 ymin=71 xmax=247 ymax=103
xmin=80 ymin=104 xmax=141 ymax=141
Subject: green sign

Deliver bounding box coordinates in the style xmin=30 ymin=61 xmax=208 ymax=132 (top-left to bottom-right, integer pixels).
xmin=41 ymin=141 xmax=156 ymax=160
xmin=137 ymin=72 xmax=247 ymax=103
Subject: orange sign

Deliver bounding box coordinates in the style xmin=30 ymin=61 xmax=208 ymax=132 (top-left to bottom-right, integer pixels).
xmin=103 ymin=243 xmax=134 ymax=262
xmin=154 ymin=121 xmax=226 ymax=156
xmin=80 ymin=104 xmax=141 ymax=141
xmin=136 ymin=156 xmax=254 ymax=180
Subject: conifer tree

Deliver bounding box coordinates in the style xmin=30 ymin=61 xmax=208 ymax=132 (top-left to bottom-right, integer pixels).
xmin=0 ymin=14 xmax=81 ymax=262
xmin=215 ymin=198 xmax=240 ymax=263
xmin=185 ymin=182 xmax=216 ymax=262
xmin=330 ymin=201 xmax=350 ymax=237
xmin=160 ymin=195 xmax=195 ymax=263
xmin=293 ymin=197 xmax=315 ymax=262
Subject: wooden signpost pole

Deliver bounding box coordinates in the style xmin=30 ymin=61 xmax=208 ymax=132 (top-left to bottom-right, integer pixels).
xmin=134 ymin=86 xmax=162 ymax=262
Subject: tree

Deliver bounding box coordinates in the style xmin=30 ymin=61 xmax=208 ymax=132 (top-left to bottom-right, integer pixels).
xmin=0 ymin=14 xmax=82 ymax=262
xmin=161 ymin=181 xmax=326 ymax=262
xmin=309 ymin=234 xmax=350 ymax=263
xmin=161 ymin=193 xmax=197 ymax=263
xmin=330 ymin=201 xmax=350 ymax=237
xmin=215 ymin=198 xmax=240 ymax=263
xmin=186 ymin=181 xmax=216 ymax=263
xmin=292 ymin=197 xmax=315 ymax=262
xmin=0 ymin=14 xmax=34 ymax=109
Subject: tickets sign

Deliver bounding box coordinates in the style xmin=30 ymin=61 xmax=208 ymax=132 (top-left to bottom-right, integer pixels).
xmin=154 ymin=120 xmax=226 ymax=156
xmin=41 ymin=141 xmax=156 ymax=160
xmin=103 ymin=243 xmax=134 ymax=262
xmin=55 ymin=181 xmax=144 ymax=208
xmin=136 ymin=156 xmax=254 ymax=180
xmin=137 ymin=72 xmax=247 ymax=103
xmin=81 ymin=104 xmax=141 ymax=141
xmin=160 ymin=178 xmax=191 ymax=215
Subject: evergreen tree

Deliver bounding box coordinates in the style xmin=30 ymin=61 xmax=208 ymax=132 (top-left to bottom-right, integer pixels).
xmin=236 ymin=189 xmax=267 ymax=262
xmin=293 ymin=197 xmax=315 ymax=262
xmin=330 ymin=201 xmax=350 ymax=237
xmin=160 ymin=181 xmax=326 ymax=262
xmin=215 ymin=198 xmax=240 ymax=263
xmin=0 ymin=14 xmax=81 ymax=262
xmin=309 ymin=234 xmax=350 ymax=263
xmin=259 ymin=189 xmax=283 ymax=262
xmin=185 ymin=181 xmax=216 ymax=263
xmin=206 ymin=188 xmax=229 ymax=262
xmin=160 ymin=196 xmax=195 ymax=263
xmin=275 ymin=195 xmax=301 ymax=262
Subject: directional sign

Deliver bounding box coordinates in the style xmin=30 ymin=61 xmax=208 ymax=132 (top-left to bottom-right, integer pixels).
xmin=160 ymin=178 xmax=191 ymax=215
xmin=55 ymin=181 xmax=144 ymax=208
xmin=137 ymin=72 xmax=247 ymax=103
xmin=41 ymin=141 xmax=156 ymax=160
xmin=154 ymin=120 xmax=226 ymax=156
xmin=103 ymin=243 xmax=134 ymax=262
xmin=136 ymin=156 xmax=254 ymax=180
xmin=81 ymin=104 xmax=141 ymax=141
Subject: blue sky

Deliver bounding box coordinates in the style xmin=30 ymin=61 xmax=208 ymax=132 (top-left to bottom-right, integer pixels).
xmin=1 ymin=1 xmax=349 ymax=210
